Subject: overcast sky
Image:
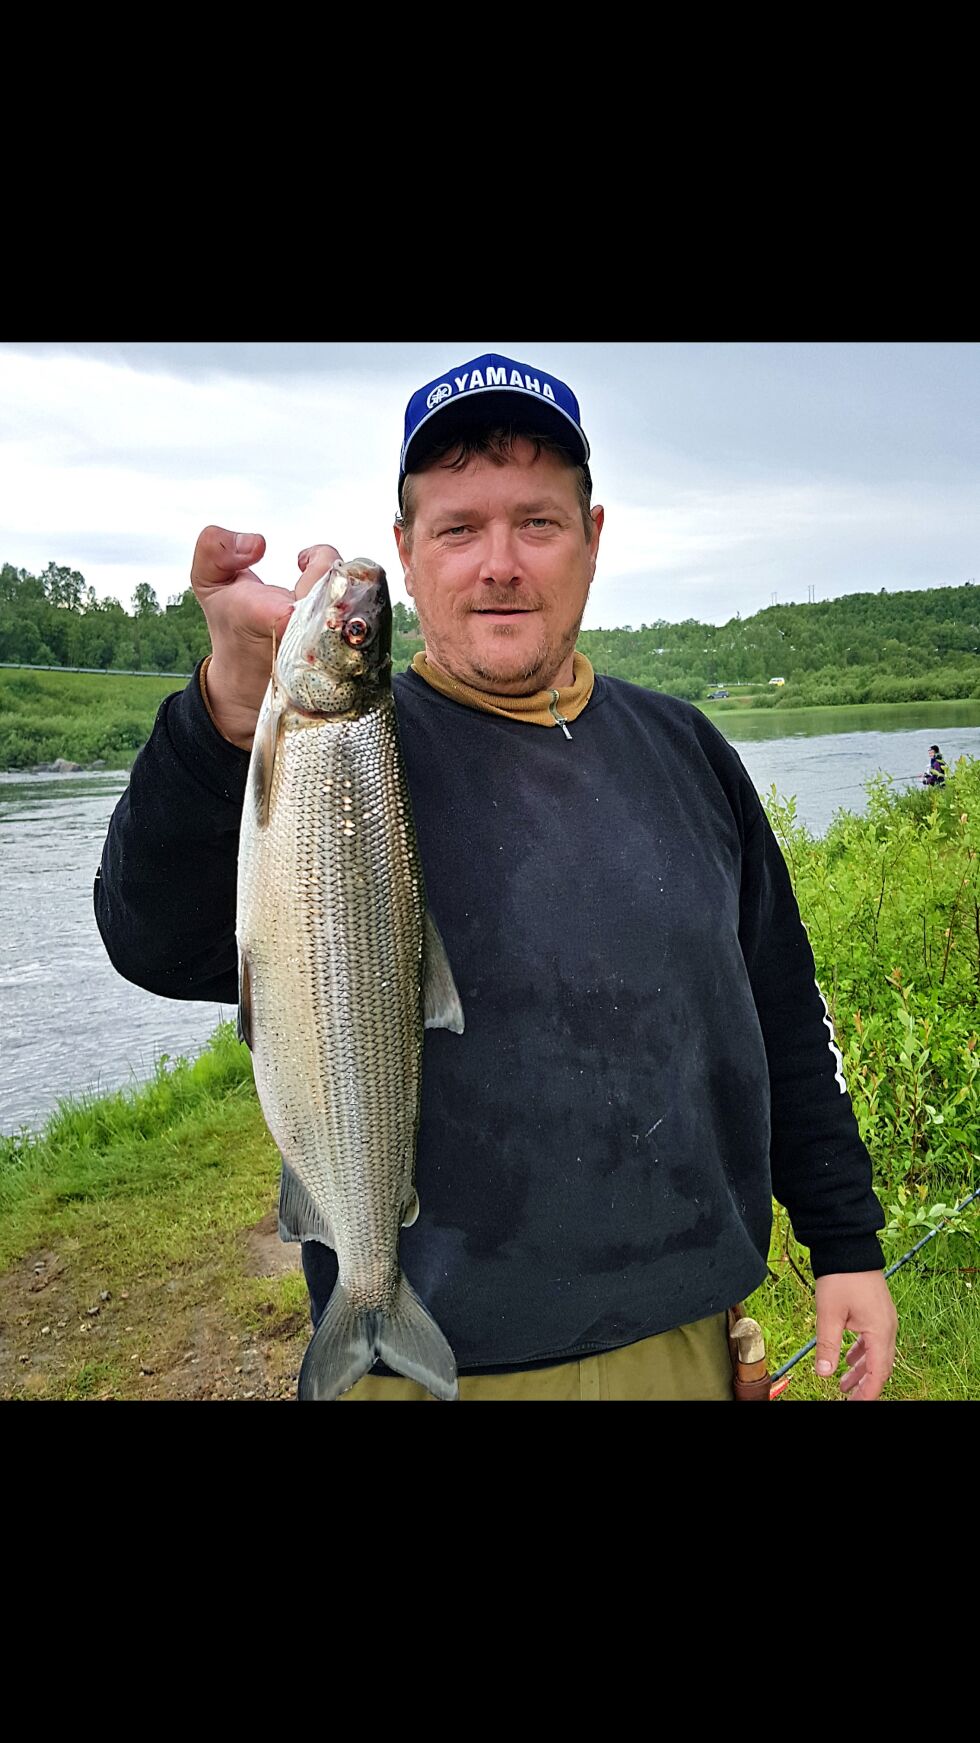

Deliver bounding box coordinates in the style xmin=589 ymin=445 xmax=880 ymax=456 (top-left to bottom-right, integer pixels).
xmin=1 ymin=341 xmax=976 ymax=627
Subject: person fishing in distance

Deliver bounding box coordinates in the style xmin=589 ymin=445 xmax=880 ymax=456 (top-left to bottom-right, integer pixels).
xmin=923 ymin=745 xmax=947 ymax=787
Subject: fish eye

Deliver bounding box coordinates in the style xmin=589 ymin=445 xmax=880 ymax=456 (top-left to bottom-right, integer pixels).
xmin=343 ymin=617 xmax=371 ymax=647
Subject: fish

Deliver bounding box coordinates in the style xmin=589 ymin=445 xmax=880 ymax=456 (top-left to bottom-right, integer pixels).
xmin=235 ymin=557 xmax=464 ymax=1401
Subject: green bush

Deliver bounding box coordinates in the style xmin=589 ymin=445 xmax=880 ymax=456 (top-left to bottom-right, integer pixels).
xmin=0 ymin=668 xmax=182 ymax=770
xmin=94 ymin=715 xmax=151 ymax=757
xmin=764 ymin=757 xmax=980 ymax=1265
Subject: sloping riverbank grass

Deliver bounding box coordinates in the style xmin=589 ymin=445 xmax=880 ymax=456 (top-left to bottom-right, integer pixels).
xmin=1 ymin=625 xmax=421 ymax=769
xmin=0 ymin=1027 xmax=310 ymax=1400
xmin=1 ymin=766 xmax=978 ymax=1400
xmin=699 ymin=696 xmax=980 ymax=733
xmin=0 ymin=667 xmax=184 ymax=770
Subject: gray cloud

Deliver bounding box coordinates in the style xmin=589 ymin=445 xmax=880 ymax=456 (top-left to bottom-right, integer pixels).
xmin=2 ymin=342 xmax=978 ymax=624
xmin=26 ymin=534 xmax=191 ymax=568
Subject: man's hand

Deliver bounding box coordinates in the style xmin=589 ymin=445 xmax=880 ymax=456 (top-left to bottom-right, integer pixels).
xmin=813 ymin=1271 xmax=898 ymax=1401
xmin=191 ymin=527 xmax=342 ymax=749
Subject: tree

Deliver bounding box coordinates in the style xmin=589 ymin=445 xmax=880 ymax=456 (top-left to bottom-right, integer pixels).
xmin=133 ymin=582 xmax=161 ymax=619
xmin=41 ymin=562 xmax=87 ymax=611
xmin=392 ymin=601 xmax=420 ymax=634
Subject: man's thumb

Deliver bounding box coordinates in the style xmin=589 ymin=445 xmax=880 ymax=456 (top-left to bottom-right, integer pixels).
xmin=814 ymin=1319 xmax=845 ymax=1378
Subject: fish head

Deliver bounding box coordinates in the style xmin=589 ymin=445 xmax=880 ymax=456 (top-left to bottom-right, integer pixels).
xmin=277 ymin=558 xmax=392 ymax=715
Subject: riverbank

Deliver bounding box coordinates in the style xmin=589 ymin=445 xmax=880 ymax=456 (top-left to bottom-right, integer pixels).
xmin=3 ymin=663 xmax=980 ymax=773
xmin=0 ymin=1028 xmax=307 ymax=1400
xmin=0 ymin=667 xmax=183 ymax=771
xmin=699 ymin=695 xmax=980 ymax=736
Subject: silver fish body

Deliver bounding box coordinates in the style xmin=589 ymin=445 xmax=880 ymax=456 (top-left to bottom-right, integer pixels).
xmin=236 ymin=558 xmax=463 ymax=1400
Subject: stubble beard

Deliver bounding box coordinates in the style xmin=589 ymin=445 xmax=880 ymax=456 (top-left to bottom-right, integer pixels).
xmin=467 ymin=619 xmax=579 ymax=692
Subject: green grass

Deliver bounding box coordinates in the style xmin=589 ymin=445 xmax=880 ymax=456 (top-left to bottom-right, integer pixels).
xmin=0 ymin=1024 xmax=268 ymax=1269
xmin=745 ymin=1231 xmax=979 ymax=1401
xmin=0 ymin=667 xmax=186 ymax=770
xmin=699 ymin=696 xmax=980 ymax=727
xmin=0 ymin=648 xmax=425 ymax=770
xmin=0 ymin=1024 xmax=302 ymax=1400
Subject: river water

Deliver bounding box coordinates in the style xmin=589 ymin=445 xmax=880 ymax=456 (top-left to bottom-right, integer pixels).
xmin=0 ymin=770 xmax=233 ymax=1136
xmin=723 ymin=705 xmax=980 ymax=837
xmin=1 ymin=701 xmax=979 ymax=1135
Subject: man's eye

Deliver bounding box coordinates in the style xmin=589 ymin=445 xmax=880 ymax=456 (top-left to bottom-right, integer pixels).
xmin=525 ymin=518 xmax=552 ymax=528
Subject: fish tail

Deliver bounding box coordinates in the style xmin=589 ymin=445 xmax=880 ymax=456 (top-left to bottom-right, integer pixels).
xmin=376 ymin=1272 xmax=458 ymax=1400
xmin=298 ymin=1272 xmax=458 ymax=1402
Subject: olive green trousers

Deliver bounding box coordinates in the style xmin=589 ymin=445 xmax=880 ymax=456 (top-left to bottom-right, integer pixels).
xmin=339 ymin=1310 xmax=734 ymax=1400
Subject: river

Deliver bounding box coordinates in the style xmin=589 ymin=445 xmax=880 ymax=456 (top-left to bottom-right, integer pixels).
xmin=722 ymin=703 xmax=980 ymax=836
xmin=0 ymin=769 xmax=233 ymax=1136
xmin=1 ymin=700 xmax=979 ymax=1135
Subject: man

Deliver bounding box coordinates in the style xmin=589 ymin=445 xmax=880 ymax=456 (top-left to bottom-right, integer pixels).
xmin=95 ymin=351 xmax=897 ymax=1400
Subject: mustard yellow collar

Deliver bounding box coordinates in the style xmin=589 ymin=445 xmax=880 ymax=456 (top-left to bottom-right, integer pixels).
xmin=410 ymin=650 xmax=595 ymax=729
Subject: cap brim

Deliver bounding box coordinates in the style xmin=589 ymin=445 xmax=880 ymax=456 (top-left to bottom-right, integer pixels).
xmin=401 ymin=389 xmax=590 ymax=478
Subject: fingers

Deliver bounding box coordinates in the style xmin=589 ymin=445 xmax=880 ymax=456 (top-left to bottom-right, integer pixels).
xmin=296 ymin=543 xmax=343 ymax=600
xmin=192 ymin=531 xmax=341 ymax=748
xmin=192 ymin=525 xmax=266 ymax=595
xmin=839 ymin=1333 xmax=893 ymax=1401
xmin=840 ymin=1361 xmax=888 ymax=1401
xmin=189 ymin=527 xmax=343 ymax=646
xmin=839 ymin=1336 xmax=867 ymax=1393
xmin=298 ymin=543 xmax=342 ymax=572
xmin=269 ymin=545 xmax=344 ymax=642
xmin=819 ymin=1331 xmax=894 ymax=1399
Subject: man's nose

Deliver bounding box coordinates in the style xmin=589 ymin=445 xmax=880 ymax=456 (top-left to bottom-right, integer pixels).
xmin=479 ymin=527 xmax=521 ymax=586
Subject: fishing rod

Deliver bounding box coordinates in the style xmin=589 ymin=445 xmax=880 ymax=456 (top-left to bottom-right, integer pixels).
xmin=769 ymin=1184 xmax=980 ymax=1387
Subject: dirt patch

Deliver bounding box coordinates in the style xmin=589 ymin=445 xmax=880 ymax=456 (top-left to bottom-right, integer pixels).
xmin=25 ymin=1250 xmax=67 ymax=1293
xmin=0 ymin=1212 xmax=310 ymax=1402
xmin=243 ymin=1209 xmax=304 ymax=1279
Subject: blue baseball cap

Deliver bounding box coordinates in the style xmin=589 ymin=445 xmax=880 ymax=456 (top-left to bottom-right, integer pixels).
xmin=398 ymin=352 xmax=591 ymax=504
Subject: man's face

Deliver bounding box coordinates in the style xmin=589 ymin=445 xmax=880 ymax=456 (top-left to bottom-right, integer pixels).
xmin=394 ymin=438 xmax=604 ymax=694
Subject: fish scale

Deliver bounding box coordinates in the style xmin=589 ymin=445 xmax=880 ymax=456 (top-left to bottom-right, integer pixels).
xmin=236 ymin=557 xmax=463 ymax=1399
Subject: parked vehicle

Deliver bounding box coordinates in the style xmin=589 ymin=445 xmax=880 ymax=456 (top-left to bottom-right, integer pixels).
xmin=707 ymin=688 xmax=729 ymax=700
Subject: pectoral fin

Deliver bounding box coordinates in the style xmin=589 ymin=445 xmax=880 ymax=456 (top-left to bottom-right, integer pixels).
xmin=251 ymin=687 xmax=285 ymax=828
xmin=422 ymin=910 xmax=464 ymax=1034
xmin=238 ymin=951 xmax=253 ymax=1051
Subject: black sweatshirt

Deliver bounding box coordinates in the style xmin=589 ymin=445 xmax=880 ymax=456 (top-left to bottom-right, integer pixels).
xmin=94 ymin=664 xmax=885 ymax=1371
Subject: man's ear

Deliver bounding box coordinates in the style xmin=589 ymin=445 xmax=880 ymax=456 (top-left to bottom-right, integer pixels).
xmin=589 ymin=503 xmax=604 ymax=572
xmin=393 ymin=520 xmax=415 ymax=597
